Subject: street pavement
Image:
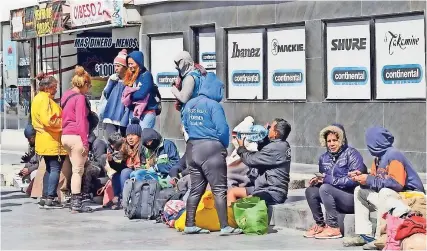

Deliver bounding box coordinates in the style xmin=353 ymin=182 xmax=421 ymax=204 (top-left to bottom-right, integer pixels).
xmin=1 ymin=150 xmax=360 ymax=250
xmin=0 ymin=187 xmax=360 ymax=250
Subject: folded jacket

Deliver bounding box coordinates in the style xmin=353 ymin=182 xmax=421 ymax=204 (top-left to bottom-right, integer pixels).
xmin=395 ymin=215 xmax=427 ymax=241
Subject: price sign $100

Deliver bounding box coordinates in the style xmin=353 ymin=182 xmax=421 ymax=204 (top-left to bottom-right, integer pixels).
xmin=95 ymin=63 xmax=114 ymax=78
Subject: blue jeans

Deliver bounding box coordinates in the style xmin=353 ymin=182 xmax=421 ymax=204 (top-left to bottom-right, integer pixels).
xmin=130 ymin=112 xmax=156 ymax=129
xmin=111 ymin=168 xmax=133 ymax=197
xmin=42 ymin=155 xmax=66 ymax=198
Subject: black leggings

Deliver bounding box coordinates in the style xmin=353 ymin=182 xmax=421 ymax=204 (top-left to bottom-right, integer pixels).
xmin=185 ymin=140 xmax=228 ymax=229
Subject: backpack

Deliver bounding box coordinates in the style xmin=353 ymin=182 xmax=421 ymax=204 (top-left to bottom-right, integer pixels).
xmin=162 ymin=200 xmax=186 ymax=228
xmin=122 ymin=178 xmax=161 ymax=220
xmin=153 ymin=84 xmax=162 ymax=116
xmin=155 ymin=189 xmax=187 ymax=223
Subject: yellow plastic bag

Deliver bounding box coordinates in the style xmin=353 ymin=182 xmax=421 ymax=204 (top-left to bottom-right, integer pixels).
xmin=175 ymin=191 xmax=237 ymax=232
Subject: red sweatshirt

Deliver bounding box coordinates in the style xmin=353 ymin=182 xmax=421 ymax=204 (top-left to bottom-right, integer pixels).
xmin=61 ymin=90 xmax=89 ymax=149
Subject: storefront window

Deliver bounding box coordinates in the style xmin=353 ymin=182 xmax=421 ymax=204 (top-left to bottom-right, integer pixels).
xmin=2 ymin=41 xmax=31 ymax=130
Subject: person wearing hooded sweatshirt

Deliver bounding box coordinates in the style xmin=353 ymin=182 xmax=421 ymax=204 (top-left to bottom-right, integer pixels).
xmin=130 ymin=128 xmax=180 ymax=187
xmin=171 ymin=51 xmax=206 ymax=112
xmin=102 ymin=49 xmax=128 ymax=137
xmin=182 ymin=74 xmax=242 ymax=236
xmin=303 ymin=124 xmax=367 ymax=239
xmin=121 ymin=51 xmax=159 ymax=129
xmin=344 ymin=126 xmax=425 ymax=249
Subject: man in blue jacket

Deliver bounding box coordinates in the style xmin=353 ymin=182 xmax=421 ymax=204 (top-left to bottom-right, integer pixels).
xmin=182 ymin=73 xmax=242 ymax=236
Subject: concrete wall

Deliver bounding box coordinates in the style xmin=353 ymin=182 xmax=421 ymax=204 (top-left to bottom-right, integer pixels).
xmin=138 ymin=1 xmax=427 ymax=172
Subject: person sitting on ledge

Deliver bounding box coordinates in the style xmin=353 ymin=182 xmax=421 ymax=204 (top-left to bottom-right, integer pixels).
xmin=227 ymin=118 xmax=292 ymax=207
xmin=304 ymin=124 xmax=367 ymax=239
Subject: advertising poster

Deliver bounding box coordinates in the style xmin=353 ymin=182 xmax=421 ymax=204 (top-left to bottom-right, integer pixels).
xmin=11 ymin=9 xmax=25 ymax=40
xmin=150 ymin=35 xmax=183 ymax=99
xmin=375 ymin=15 xmax=426 ymax=99
xmin=35 ymin=4 xmax=53 ymax=36
xmin=267 ymin=27 xmax=306 ymax=100
xmin=198 ymin=32 xmax=216 ymax=73
xmin=4 ymin=41 xmax=17 ymax=71
xmin=326 ymin=21 xmax=371 ymax=99
xmin=76 ymin=31 xmax=139 ymax=99
xmin=227 ymin=29 xmax=263 ymax=99
xmin=24 ymin=6 xmax=37 ymax=39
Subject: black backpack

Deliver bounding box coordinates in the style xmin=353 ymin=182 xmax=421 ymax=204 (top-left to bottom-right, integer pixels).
xmin=122 ymin=178 xmax=161 ymax=220
xmin=153 ymin=84 xmax=162 ymax=116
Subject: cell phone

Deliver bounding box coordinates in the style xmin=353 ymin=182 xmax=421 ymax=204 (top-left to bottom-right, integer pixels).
xmin=314 ymin=172 xmax=325 ymax=178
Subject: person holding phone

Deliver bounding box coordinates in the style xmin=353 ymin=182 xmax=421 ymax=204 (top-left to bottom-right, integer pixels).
xmin=304 ymin=124 xmax=367 ymax=239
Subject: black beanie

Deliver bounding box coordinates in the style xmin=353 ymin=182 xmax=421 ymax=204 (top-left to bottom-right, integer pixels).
xmin=126 ymin=117 xmax=142 ymax=137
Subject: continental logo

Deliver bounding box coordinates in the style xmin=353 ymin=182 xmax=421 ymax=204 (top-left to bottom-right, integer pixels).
xmin=157 ymin=72 xmax=178 ymax=87
xmin=201 ymin=52 xmax=216 ymax=62
xmin=232 ymin=70 xmax=261 ymax=86
xmin=272 ymin=70 xmax=304 ymax=86
xmin=331 ymin=67 xmax=368 ymax=85
xmin=381 ymin=64 xmax=423 ymax=84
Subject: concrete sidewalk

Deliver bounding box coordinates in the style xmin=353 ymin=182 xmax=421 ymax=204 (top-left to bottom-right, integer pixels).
xmin=0 ymin=187 xmax=358 ymax=250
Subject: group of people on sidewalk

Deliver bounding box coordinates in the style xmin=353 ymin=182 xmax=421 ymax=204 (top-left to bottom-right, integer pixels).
xmin=17 ymin=47 xmax=426 ymax=245
xmin=302 ymin=124 xmax=426 ymax=250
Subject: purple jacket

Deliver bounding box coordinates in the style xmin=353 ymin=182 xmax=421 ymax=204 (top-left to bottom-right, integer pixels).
xmin=319 ymin=124 xmax=367 ymax=191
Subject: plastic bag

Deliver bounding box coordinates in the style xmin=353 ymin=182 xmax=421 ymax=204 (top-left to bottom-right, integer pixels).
xmin=175 ymin=191 xmax=238 ymax=231
xmin=233 ymin=196 xmax=268 ymax=235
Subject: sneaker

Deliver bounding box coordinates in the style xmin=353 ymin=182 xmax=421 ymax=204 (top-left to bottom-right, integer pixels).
xmin=363 ymin=241 xmax=379 ymax=250
xmin=343 ymin=235 xmax=366 ymax=247
xmin=44 ymin=198 xmax=64 ymax=209
xmin=81 ymin=193 xmax=92 ymax=203
xmin=70 ymin=194 xmax=93 ymax=213
xmin=38 ymin=198 xmax=46 ymax=209
xmin=304 ymin=224 xmax=325 ymax=238
xmin=314 ymin=226 xmax=342 ymax=239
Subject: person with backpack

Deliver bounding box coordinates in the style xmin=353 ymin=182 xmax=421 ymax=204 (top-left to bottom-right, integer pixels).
xmin=121 ymin=51 xmax=160 ymax=130
xmin=31 ymin=72 xmax=68 ymax=209
xmin=102 ymin=49 xmax=128 ymax=137
xmin=61 ymin=66 xmax=94 ymax=213
xmin=182 ymin=73 xmax=242 ymax=236
xmin=171 ymin=51 xmax=206 ymax=113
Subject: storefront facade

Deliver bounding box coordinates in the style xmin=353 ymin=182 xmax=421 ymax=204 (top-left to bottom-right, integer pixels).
xmin=135 ymin=1 xmax=427 ymax=170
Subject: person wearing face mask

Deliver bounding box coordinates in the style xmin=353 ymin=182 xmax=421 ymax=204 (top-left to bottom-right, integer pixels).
xmin=61 ymin=66 xmax=94 ymax=213
xmin=227 ymin=118 xmax=292 ymax=207
xmin=171 ymin=51 xmax=207 ymax=113
xmin=121 ymin=51 xmax=159 ymax=130
xmin=130 ymin=128 xmax=180 ymax=186
xmin=31 ymin=72 xmax=68 ymax=209
xmin=303 ymin=124 xmax=366 ymax=239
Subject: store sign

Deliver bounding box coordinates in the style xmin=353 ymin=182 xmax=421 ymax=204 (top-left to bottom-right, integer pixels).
xmin=150 ymin=35 xmax=183 ymax=99
xmin=198 ymin=32 xmax=216 ymax=71
xmin=227 ymin=30 xmax=263 ymax=99
xmin=71 ymin=0 xmax=113 ymax=27
xmin=326 ymin=21 xmax=371 ymax=99
xmin=74 ymin=37 xmax=138 ymax=48
xmin=375 ymin=15 xmax=426 ymax=99
xmin=267 ymin=27 xmax=306 ymax=100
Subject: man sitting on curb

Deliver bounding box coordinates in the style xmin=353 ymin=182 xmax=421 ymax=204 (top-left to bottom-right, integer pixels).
xmin=343 ymin=126 xmax=425 ymax=250
xmin=227 ymin=118 xmax=292 ymax=206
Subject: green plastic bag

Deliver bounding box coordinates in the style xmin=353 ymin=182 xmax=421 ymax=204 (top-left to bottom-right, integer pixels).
xmin=232 ymin=196 xmax=268 ymax=235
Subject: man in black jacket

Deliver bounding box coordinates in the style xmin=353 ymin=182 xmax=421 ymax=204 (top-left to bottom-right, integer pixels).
xmin=227 ymin=118 xmax=292 ymax=206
